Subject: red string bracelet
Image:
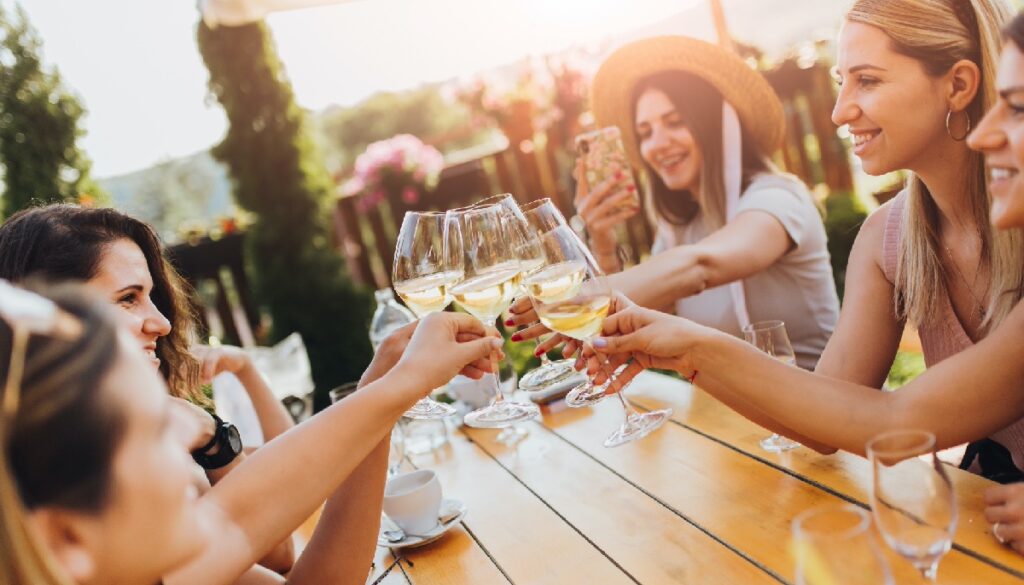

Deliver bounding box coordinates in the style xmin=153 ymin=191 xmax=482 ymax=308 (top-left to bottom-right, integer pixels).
xmin=687 ymin=370 xmax=699 ymax=385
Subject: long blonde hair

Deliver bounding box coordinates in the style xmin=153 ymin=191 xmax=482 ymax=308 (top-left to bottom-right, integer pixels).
xmin=0 ymin=287 xmax=123 ymax=585
xmin=848 ymin=0 xmax=1022 ymax=331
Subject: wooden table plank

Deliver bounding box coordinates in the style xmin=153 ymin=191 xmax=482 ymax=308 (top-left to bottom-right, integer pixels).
xmin=536 ymin=394 xmax=1022 ymax=584
xmin=398 ymin=526 xmax=508 ymax=585
xmin=368 ymin=546 xmax=410 ymax=584
xmin=406 ymin=430 xmax=636 ymax=585
xmin=462 ymin=422 xmax=784 ymax=584
xmin=622 ymin=371 xmax=1024 ymax=575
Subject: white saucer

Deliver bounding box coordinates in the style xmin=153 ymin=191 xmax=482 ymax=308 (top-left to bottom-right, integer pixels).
xmin=378 ymin=498 xmax=467 ymax=549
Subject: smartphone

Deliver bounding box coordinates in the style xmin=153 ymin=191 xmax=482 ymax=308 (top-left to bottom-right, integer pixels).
xmin=574 ymin=126 xmax=639 ymax=210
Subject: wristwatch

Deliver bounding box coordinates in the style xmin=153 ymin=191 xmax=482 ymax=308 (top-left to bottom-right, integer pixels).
xmin=191 ymin=413 xmax=243 ymax=470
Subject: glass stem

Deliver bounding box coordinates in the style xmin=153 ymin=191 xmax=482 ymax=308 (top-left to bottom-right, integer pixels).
xmin=490 ymin=349 xmax=505 ymax=404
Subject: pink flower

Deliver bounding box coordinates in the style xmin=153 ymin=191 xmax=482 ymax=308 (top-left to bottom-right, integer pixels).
xmin=401 ymin=186 xmax=419 ymax=204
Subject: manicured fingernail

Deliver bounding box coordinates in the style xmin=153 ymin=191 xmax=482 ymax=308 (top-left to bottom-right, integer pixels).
xmin=615 ymin=170 xmax=624 ymax=180
xmin=511 ymin=333 xmax=522 ymax=342
xmin=505 ymin=318 xmax=515 ymax=326
xmin=626 ymin=185 xmax=635 ymax=192
xmin=592 ymin=338 xmax=608 ymax=348
xmin=535 ymin=348 xmax=545 ymax=357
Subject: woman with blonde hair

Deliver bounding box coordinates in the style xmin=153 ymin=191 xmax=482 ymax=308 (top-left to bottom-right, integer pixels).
xmin=587 ymin=6 xmax=1024 ymax=553
xmin=517 ymin=0 xmax=1024 ymax=464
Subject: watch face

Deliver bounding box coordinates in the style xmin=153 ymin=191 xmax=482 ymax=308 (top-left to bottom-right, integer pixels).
xmin=226 ymin=424 xmax=242 ymax=452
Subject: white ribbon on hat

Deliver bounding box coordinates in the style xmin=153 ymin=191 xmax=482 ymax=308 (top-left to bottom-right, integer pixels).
xmin=722 ymin=101 xmax=751 ymax=330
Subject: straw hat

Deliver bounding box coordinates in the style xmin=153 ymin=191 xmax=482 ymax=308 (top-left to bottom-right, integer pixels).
xmin=590 ymin=36 xmax=785 ymax=170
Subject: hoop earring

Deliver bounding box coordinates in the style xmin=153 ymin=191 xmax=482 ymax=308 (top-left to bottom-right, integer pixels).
xmin=946 ymin=109 xmax=971 ymax=141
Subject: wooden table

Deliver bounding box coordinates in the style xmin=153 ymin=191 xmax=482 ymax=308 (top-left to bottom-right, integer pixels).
xmin=368 ymin=371 xmax=1024 ymax=584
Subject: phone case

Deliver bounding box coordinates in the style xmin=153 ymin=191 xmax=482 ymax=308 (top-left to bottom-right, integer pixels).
xmin=575 ymin=126 xmax=639 ymax=210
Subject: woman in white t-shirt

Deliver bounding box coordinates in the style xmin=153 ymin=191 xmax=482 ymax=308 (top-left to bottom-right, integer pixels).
xmin=562 ymin=37 xmax=839 ymax=369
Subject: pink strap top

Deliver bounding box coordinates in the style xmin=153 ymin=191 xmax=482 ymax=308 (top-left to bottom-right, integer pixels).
xmin=883 ymin=192 xmax=1024 ymax=472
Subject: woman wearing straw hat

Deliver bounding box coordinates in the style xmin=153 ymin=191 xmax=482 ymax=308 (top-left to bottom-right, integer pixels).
xmin=569 ymin=35 xmax=839 ymax=371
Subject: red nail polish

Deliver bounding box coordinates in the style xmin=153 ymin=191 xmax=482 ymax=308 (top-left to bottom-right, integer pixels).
xmin=535 ymin=348 xmax=544 ymax=357
xmin=627 ymin=185 xmax=636 ymax=192
xmin=615 ymin=170 xmax=624 ymax=180
xmin=505 ymin=318 xmax=515 ymax=326
xmin=511 ymin=334 xmax=522 ymax=342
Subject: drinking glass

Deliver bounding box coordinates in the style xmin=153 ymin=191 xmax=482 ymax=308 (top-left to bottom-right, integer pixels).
xmin=516 ymin=198 xmax=578 ymax=392
xmin=742 ymin=320 xmax=802 ymax=453
xmin=391 ymin=211 xmax=459 ymax=420
xmin=448 ymin=203 xmax=540 ymax=428
xmin=524 ymin=225 xmax=671 ymax=447
xmin=866 ymin=430 xmax=956 ymax=581
xmin=792 ymin=504 xmax=894 ymax=585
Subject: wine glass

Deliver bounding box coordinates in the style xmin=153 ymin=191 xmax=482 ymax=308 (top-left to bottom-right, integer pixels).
xmin=391 ymin=211 xmax=459 ymax=420
xmin=742 ymin=320 xmax=802 ymax=453
xmin=524 ymin=225 xmax=671 ymax=447
xmin=516 ymin=198 xmax=578 ymax=392
xmin=866 ymin=430 xmax=956 ymax=581
xmin=792 ymin=504 xmax=893 ymax=585
xmin=448 ymin=204 xmax=540 ymax=428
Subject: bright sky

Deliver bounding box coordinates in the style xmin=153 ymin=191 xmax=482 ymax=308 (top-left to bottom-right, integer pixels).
xmin=21 ymin=0 xmax=704 ymax=178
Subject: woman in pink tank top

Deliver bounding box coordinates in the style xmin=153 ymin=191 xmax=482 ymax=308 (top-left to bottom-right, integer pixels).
xmin=588 ymin=9 xmax=1024 ymax=553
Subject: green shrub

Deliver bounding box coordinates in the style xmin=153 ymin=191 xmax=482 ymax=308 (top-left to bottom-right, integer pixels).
xmin=824 ymin=192 xmax=869 ymax=301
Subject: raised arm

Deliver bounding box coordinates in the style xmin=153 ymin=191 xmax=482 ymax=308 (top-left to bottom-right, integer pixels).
xmin=608 ymin=210 xmax=792 ymax=309
xmin=592 ymin=302 xmax=1024 ymax=456
xmin=165 ymin=313 xmax=502 ymax=585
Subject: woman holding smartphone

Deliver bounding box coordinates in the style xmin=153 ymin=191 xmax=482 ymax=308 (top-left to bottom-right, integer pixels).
xmin=588 ymin=8 xmax=1024 ymax=553
xmin=530 ymin=36 xmax=840 ymax=370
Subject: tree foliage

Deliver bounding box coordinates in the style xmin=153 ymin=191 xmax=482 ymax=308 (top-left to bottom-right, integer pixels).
xmin=0 ymin=3 xmax=104 ymax=217
xmin=197 ymin=20 xmax=372 ymax=409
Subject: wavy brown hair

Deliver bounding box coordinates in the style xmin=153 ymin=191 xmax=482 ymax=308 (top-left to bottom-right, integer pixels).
xmin=630 ymin=70 xmax=771 ymax=229
xmin=0 ymin=205 xmax=203 ymax=403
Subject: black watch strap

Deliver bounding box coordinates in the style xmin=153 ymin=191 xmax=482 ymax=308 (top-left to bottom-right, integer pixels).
xmin=192 ymin=413 xmax=242 ymax=470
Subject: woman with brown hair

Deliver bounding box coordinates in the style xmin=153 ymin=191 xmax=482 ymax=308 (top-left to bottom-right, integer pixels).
xmin=0 ymin=283 xmax=501 ymax=584
xmin=521 ymin=36 xmax=840 ymax=372
xmin=587 ymin=6 xmax=1024 ymax=553
xmin=0 ymin=204 xmax=299 ymax=570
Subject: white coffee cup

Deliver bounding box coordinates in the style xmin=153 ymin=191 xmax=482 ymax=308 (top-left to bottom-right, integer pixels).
xmin=383 ymin=469 xmax=442 ymax=535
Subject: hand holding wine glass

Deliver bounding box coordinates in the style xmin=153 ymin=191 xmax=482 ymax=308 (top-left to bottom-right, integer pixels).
xmin=391 ymin=211 xmax=462 ymax=420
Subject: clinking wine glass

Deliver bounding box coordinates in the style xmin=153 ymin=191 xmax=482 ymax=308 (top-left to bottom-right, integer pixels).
xmin=524 ymin=225 xmax=671 ymax=447
xmin=866 ymin=430 xmax=956 ymax=581
xmin=516 ymin=198 xmax=578 ymax=392
xmin=742 ymin=320 xmax=802 ymax=453
xmin=792 ymin=504 xmax=893 ymax=585
xmin=448 ymin=203 xmax=540 ymax=428
xmin=391 ymin=211 xmax=460 ymax=420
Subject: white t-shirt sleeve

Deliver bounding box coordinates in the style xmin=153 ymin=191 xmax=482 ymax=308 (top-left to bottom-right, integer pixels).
xmin=735 ymin=184 xmax=808 ymax=248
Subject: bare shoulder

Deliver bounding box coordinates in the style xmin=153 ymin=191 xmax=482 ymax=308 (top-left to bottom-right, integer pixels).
xmin=849 ymin=198 xmax=897 ymax=267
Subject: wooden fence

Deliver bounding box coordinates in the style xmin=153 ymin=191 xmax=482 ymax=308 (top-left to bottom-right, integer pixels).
xmin=332 ymin=57 xmax=853 ymax=290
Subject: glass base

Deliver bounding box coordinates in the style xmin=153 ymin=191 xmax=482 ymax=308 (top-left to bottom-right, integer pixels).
xmin=604 ymin=408 xmax=672 ymax=448
xmin=464 ymin=400 xmax=540 ymax=428
xmin=496 ymin=424 xmax=529 ymax=446
xmin=565 ymin=379 xmax=608 ymax=408
xmin=519 ymin=359 xmax=576 ymax=392
xmin=403 ymin=396 xmax=457 ymax=420
xmin=760 ymin=433 xmax=801 ymax=453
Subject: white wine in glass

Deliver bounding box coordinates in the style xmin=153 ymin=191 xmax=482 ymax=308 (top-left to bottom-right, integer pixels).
xmin=526 ymin=226 xmax=671 ymax=447
xmin=517 ymin=198 xmax=580 ymax=393
xmin=391 ymin=211 xmax=460 ymax=420
xmin=449 ymin=203 xmax=540 ymax=428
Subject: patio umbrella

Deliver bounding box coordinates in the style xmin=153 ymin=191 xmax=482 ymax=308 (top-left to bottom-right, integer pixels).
xmin=199 ymin=0 xmax=359 ymax=27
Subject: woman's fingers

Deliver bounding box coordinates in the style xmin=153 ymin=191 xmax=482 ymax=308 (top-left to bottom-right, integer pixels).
xmin=592 ymin=205 xmax=640 ymax=233
xmin=535 ymin=333 xmax=570 ymax=356
xmin=513 ymin=322 xmax=549 ymax=342
xmin=506 ymin=305 xmax=540 ymax=329
xmin=603 ymin=361 xmax=645 ymax=395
